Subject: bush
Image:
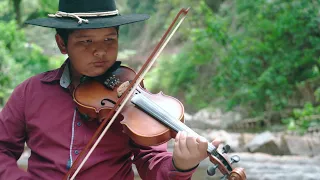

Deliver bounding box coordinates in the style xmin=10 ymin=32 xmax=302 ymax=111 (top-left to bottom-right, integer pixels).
xmin=0 ymin=21 xmax=51 ymax=104
xmin=147 ymin=0 xmax=320 ymax=118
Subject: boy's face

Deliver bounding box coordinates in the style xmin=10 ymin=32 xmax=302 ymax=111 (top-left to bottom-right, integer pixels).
xmin=58 ymin=27 xmax=119 ymax=77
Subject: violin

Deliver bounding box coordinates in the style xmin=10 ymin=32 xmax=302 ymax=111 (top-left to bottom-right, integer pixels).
xmin=64 ymin=8 xmax=247 ymax=180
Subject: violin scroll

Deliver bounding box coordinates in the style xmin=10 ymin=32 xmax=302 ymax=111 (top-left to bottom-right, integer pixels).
xmin=228 ymin=167 xmax=247 ymax=180
xmin=207 ymin=145 xmax=246 ymax=180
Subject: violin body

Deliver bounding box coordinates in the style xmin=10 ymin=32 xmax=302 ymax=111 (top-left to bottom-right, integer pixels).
xmin=121 ymin=88 xmax=184 ymax=146
xmin=73 ymin=66 xmax=141 ymax=121
xmin=74 ymin=65 xmax=185 ymax=146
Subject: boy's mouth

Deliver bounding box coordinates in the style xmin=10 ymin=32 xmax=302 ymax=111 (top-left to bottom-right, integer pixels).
xmin=92 ymin=60 xmax=107 ymax=67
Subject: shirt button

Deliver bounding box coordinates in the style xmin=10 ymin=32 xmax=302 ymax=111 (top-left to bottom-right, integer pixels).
xmin=74 ymin=150 xmax=80 ymax=155
xmin=76 ymin=122 xmax=82 ymax=127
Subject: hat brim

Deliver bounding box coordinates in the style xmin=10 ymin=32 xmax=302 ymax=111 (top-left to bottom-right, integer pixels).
xmin=25 ymin=14 xmax=150 ymax=29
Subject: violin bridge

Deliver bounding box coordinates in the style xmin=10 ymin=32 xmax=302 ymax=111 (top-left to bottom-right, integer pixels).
xmin=117 ymin=81 xmax=130 ymax=97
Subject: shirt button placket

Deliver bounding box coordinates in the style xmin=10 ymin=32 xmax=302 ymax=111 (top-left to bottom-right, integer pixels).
xmin=76 ymin=122 xmax=82 ymax=127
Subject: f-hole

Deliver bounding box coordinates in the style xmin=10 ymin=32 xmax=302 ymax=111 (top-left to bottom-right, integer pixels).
xmin=101 ymin=99 xmax=116 ymax=106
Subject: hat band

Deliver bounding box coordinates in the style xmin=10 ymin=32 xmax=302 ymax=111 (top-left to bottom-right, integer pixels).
xmin=48 ymin=10 xmax=119 ymax=24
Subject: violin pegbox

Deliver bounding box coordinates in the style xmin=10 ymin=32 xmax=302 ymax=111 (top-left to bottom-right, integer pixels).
xmin=207 ymin=145 xmax=246 ymax=180
xmin=104 ymin=75 xmax=121 ymax=90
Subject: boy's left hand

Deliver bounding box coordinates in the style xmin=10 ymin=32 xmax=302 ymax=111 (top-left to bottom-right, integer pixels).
xmin=172 ymin=131 xmax=220 ymax=171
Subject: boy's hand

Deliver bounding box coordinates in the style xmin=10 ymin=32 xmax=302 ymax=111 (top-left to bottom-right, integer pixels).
xmin=172 ymin=131 xmax=220 ymax=171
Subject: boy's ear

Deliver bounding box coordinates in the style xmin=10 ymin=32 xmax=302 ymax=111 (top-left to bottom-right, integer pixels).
xmin=55 ymin=34 xmax=67 ymax=54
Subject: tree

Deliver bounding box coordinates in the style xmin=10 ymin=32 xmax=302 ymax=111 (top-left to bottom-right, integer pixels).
xmin=12 ymin=0 xmax=22 ymax=25
xmin=147 ymin=0 xmax=320 ymax=118
xmin=0 ymin=20 xmax=51 ymax=105
xmin=205 ymin=0 xmax=224 ymax=12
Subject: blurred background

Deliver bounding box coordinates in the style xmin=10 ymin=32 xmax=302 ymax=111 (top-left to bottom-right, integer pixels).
xmin=1 ymin=0 xmax=320 ymax=179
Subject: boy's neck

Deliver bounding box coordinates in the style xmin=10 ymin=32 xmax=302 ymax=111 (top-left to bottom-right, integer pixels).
xmin=69 ymin=62 xmax=82 ymax=87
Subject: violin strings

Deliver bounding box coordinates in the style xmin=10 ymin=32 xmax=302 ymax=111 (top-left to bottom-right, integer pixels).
xmin=132 ymin=94 xmax=235 ymax=175
xmin=131 ymin=94 xmax=218 ymax=154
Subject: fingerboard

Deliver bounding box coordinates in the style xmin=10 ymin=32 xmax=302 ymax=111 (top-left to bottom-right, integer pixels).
xmin=131 ymin=93 xmax=218 ymax=156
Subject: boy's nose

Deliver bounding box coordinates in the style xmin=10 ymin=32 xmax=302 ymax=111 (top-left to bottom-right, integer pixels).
xmin=93 ymin=49 xmax=107 ymax=58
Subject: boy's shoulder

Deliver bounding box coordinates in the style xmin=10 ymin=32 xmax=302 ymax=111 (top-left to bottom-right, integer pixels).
xmin=30 ymin=68 xmax=61 ymax=83
xmin=16 ymin=68 xmax=61 ymax=91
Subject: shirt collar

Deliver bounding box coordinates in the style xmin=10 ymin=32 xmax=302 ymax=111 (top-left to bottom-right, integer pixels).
xmin=40 ymin=59 xmax=70 ymax=88
xmin=60 ymin=62 xmax=71 ymax=88
xmin=40 ymin=59 xmax=122 ymax=89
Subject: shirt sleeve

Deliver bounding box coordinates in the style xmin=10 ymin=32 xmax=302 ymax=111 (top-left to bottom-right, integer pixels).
xmin=0 ymin=83 xmax=32 ymax=180
xmin=130 ymin=140 xmax=197 ymax=180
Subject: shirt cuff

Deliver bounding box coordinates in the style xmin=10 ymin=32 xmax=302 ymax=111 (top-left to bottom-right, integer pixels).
xmin=171 ymin=158 xmax=199 ymax=172
xmin=167 ymin=158 xmax=198 ymax=179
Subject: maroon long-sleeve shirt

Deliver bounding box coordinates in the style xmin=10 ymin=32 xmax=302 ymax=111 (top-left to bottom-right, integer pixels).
xmin=0 ymin=60 xmax=195 ymax=180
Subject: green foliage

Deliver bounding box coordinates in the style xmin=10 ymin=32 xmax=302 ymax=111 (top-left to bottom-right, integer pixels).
xmin=147 ymin=0 xmax=320 ymax=117
xmin=282 ymin=102 xmax=320 ymax=134
xmin=145 ymin=1 xmax=221 ymax=111
xmin=126 ymin=0 xmax=157 ymax=14
xmin=0 ymin=0 xmax=13 ymax=21
xmin=23 ymin=0 xmax=59 ymax=22
xmin=117 ymin=0 xmax=164 ymax=50
xmin=0 ymin=20 xmax=51 ymax=104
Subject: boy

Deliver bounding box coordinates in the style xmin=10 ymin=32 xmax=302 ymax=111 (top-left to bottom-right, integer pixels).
xmin=0 ymin=0 xmax=219 ymax=179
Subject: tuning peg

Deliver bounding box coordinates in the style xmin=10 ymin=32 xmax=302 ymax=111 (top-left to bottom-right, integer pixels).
xmin=222 ymin=144 xmax=231 ymax=154
xmin=207 ymin=164 xmax=219 ymax=176
xmin=230 ymin=155 xmax=240 ymax=164
xmin=220 ymin=174 xmax=228 ymax=180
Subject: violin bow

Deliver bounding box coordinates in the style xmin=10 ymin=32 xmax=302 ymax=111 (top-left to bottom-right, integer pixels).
xmin=64 ymin=8 xmax=190 ymax=180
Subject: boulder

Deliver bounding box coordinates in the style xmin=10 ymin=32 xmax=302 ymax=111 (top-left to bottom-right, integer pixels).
xmin=239 ymin=133 xmax=255 ymax=151
xmin=281 ymin=135 xmax=313 ymax=156
xmin=220 ymin=111 xmax=243 ymax=129
xmin=202 ymin=130 xmax=242 ymax=152
xmin=245 ymin=131 xmax=283 ymax=155
xmin=308 ymin=136 xmax=320 ymax=156
xmin=185 ymin=108 xmax=222 ymax=129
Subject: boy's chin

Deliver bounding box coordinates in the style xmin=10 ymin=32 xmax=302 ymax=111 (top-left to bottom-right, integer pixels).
xmin=85 ymin=71 xmax=107 ymax=77
xmin=84 ymin=68 xmax=109 ymax=77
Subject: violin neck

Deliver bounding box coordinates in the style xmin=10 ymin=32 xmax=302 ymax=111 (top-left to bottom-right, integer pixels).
xmin=131 ymin=94 xmax=217 ymax=154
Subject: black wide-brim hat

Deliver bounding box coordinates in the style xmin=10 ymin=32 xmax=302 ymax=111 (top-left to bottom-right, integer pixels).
xmin=25 ymin=0 xmax=150 ymax=29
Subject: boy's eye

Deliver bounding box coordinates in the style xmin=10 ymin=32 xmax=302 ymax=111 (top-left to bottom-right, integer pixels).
xmin=104 ymin=38 xmax=115 ymax=41
xmin=80 ymin=40 xmax=92 ymax=43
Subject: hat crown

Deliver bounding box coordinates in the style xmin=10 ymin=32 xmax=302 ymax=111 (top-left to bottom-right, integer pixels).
xmin=59 ymin=0 xmax=117 ymax=13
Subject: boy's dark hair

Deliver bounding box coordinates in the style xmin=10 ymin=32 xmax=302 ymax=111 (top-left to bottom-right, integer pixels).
xmin=56 ymin=29 xmax=74 ymax=45
xmin=56 ymin=26 xmax=120 ymax=45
